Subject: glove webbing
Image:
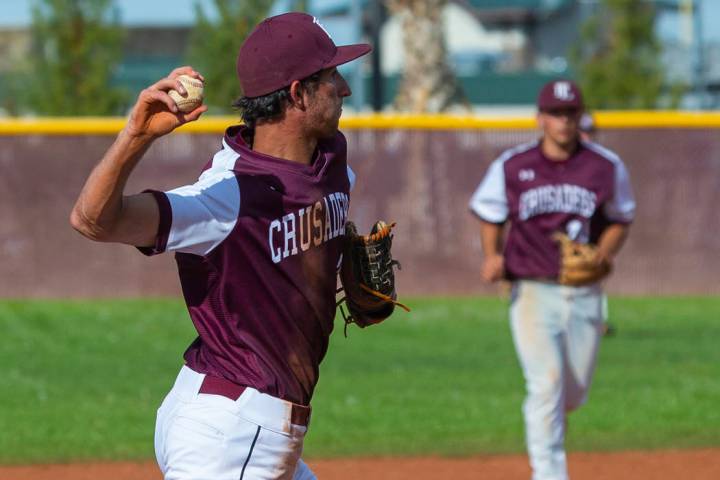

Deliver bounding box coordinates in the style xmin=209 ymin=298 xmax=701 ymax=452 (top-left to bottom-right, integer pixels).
xmin=356 ymin=240 xmax=398 ymax=292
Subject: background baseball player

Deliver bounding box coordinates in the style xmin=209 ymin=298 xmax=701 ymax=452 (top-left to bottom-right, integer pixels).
xmin=469 ymin=80 xmax=636 ymax=480
xmin=71 ymin=12 xmax=372 ymax=480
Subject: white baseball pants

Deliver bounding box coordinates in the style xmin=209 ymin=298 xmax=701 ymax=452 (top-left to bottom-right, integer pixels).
xmin=155 ymin=365 xmax=316 ymax=480
xmin=510 ymin=280 xmax=605 ymax=480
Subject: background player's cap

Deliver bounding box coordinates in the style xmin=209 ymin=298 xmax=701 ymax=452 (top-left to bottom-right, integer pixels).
xmin=537 ymin=80 xmax=584 ymax=111
xmin=237 ymin=12 xmax=372 ymax=98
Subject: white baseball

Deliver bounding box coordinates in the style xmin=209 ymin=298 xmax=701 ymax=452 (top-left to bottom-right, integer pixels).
xmin=168 ymin=74 xmax=204 ymax=113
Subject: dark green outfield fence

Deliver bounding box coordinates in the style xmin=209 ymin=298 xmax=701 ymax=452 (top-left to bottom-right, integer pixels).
xmin=1 ymin=113 xmax=719 ymax=297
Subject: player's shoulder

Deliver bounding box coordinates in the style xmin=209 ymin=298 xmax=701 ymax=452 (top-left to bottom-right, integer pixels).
xmin=198 ymin=138 xmax=242 ymax=181
xmin=496 ymin=140 xmax=540 ymax=165
xmin=581 ymin=140 xmax=626 ymax=169
xmin=489 ymin=141 xmax=540 ymax=175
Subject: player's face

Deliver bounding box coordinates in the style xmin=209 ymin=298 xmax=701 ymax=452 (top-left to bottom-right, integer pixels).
xmin=305 ymin=67 xmax=351 ymax=138
xmin=538 ymin=108 xmax=582 ymax=148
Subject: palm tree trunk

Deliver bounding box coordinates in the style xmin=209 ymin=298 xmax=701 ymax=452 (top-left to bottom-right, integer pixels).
xmin=385 ymin=0 xmax=466 ymax=112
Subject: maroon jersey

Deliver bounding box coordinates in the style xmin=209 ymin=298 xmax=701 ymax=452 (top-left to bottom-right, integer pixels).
xmin=469 ymin=140 xmax=635 ymax=281
xmin=140 ymin=126 xmax=353 ymax=405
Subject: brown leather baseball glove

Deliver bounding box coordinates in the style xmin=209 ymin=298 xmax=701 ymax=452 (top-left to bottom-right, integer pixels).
xmin=338 ymin=220 xmax=409 ymax=334
xmin=553 ymin=232 xmax=611 ymax=286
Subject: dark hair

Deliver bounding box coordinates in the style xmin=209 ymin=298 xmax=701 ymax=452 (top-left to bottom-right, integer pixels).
xmin=233 ymin=72 xmax=322 ymax=128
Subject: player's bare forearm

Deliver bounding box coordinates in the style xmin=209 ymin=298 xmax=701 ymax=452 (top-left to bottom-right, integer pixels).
xmin=70 ymin=129 xmax=160 ymax=246
xmin=480 ymin=220 xmax=504 ymax=256
xmin=479 ymin=220 xmax=505 ymax=282
xmin=596 ymin=223 xmax=630 ymax=265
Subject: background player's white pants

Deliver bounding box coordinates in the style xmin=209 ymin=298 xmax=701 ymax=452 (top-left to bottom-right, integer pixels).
xmin=155 ymin=365 xmax=317 ymax=480
xmin=510 ymin=280 xmax=605 ymax=480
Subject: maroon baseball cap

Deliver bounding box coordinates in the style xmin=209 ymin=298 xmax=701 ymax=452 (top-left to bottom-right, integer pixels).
xmin=237 ymin=12 xmax=372 ymax=98
xmin=537 ymin=80 xmax=584 ymax=111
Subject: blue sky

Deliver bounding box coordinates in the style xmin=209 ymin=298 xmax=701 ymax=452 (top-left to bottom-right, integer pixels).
xmin=2 ymin=0 xmax=719 ymax=41
xmin=0 ymin=0 xmax=218 ymax=26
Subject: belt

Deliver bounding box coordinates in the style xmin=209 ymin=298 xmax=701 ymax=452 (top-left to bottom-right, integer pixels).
xmin=199 ymin=374 xmax=311 ymax=427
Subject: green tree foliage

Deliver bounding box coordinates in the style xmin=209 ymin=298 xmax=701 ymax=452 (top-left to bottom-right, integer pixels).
xmin=187 ymin=0 xmax=274 ymax=113
xmin=571 ymin=0 xmax=673 ymax=109
xmin=21 ymin=0 xmax=128 ymax=116
xmin=2 ymin=72 xmax=26 ymax=117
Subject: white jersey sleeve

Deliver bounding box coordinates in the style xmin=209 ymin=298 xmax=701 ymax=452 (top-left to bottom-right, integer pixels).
xmin=469 ymin=158 xmax=509 ymax=223
xmin=164 ymin=170 xmax=241 ymax=256
xmin=604 ymin=158 xmax=636 ymax=223
xmin=138 ymin=142 xmax=241 ymax=258
xmin=347 ymin=165 xmax=356 ymax=191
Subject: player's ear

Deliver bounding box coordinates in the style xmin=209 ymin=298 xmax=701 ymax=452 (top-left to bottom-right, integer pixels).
xmin=536 ymin=112 xmax=545 ymax=129
xmin=288 ymin=80 xmax=306 ymax=110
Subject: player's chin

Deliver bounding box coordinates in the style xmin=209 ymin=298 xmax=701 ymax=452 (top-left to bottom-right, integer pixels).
xmin=318 ymin=119 xmax=341 ymax=138
xmin=555 ymin=133 xmax=577 ymax=147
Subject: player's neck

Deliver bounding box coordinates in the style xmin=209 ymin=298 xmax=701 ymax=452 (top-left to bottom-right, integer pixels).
xmin=252 ymin=123 xmax=318 ymax=165
xmin=541 ymin=136 xmax=578 ymax=162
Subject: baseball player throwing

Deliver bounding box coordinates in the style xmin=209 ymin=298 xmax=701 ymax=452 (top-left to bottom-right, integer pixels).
xmin=469 ymin=80 xmax=635 ymax=480
xmin=71 ymin=12 xmax=371 ymax=480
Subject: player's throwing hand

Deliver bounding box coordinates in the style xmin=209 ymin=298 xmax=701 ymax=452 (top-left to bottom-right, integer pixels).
xmin=125 ymin=66 xmax=207 ymax=140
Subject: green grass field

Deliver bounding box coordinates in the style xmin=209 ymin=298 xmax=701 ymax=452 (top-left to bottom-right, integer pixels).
xmin=1 ymin=297 xmax=719 ymax=464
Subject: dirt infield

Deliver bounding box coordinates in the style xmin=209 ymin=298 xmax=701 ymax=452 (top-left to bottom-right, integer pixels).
xmin=2 ymin=448 xmax=719 ymax=480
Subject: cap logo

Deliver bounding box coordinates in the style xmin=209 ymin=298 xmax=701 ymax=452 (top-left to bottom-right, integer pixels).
xmin=313 ymin=17 xmax=332 ymax=40
xmin=553 ymin=81 xmax=575 ymax=101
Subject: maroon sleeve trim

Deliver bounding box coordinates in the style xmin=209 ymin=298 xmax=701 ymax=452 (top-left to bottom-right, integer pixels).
xmin=136 ymin=190 xmax=172 ymax=256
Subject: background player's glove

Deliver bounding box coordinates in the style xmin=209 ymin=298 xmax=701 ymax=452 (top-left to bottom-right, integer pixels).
xmin=553 ymin=232 xmax=611 ymax=286
xmin=338 ymin=220 xmax=409 ymax=334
